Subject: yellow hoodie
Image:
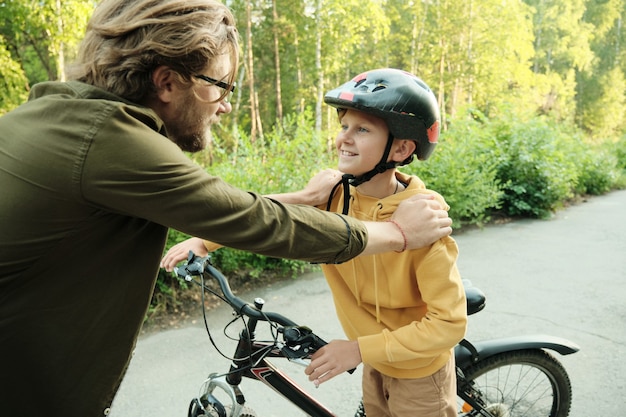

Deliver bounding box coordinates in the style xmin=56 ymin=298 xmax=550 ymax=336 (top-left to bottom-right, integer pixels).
xmin=321 ymin=171 xmax=467 ymax=379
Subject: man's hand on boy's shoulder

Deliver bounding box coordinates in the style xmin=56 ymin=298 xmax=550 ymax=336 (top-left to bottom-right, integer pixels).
xmin=393 ymin=194 xmax=453 ymax=249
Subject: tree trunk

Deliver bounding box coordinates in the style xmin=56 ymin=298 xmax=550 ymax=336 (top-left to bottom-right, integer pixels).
xmin=315 ymin=0 xmax=323 ymax=133
xmin=272 ymin=0 xmax=283 ymax=124
xmin=294 ymin=31 xmax=304 ymax=113
xmin=55 ymin=0 xmax=65 ymax=81
xmin=466 ymin=0 xmax=473 ymax=107
xmin=246 ymin=0 xmax=259 ymax=141
xmin=438 ymin=37 xmax=446 ymax=128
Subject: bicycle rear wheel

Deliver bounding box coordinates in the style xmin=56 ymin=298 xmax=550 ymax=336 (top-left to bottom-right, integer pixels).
xmin=461 ymin=349 xmax=572 ymax=417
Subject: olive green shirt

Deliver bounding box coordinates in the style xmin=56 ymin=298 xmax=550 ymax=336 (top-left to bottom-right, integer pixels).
xmin=0 ymin=81 xmax=366 ymax=416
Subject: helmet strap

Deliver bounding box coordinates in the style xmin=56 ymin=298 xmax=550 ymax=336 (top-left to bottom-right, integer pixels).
xmin=326 ymin=134 xmax=397 ymax=215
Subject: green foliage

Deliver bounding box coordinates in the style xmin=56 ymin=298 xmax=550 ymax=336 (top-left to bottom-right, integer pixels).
xmin=0 ymin=38 xmax=28 ymax=113
xmin=410 ymin=109 xmax=623 ymax=223
xmin=406 ymin=110 xmax=503 ymax=227
xmin=604 ymin=135 xmax=626 ymax=189
xmin=492 ymin=116 xmax=579 ymax=218
xmin=227 ymin=0 xmax=605 ymax=140
xmin=211 ymin=248 xmax=309 ymax=280
xmin=580 ymin=67 xmax=626 ymax=139
xmin=574 ymin=147 xmax=619 ymax=195
xmin=163 ymin=110 xmax=332 ymax=283
xmin=206 ymin=110 xmax=335 ymax=194
xmin=616 ymin=137 xmax=626 ymax=169
xmin=0 ymin=0 xmax=94 ymax=91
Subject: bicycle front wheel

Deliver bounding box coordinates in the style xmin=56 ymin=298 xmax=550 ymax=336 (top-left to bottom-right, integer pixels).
xmin=189 ymin=402 xmax=258 ymax=417
xmin=461 ymin=349 xmax=572 ymax=417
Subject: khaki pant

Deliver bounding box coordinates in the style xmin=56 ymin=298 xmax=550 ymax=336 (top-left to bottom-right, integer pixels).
xmin=362 ymin=356 xmax=456 ymax=417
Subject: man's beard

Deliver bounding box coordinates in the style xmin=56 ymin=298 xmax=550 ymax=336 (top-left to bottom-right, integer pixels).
xmin=171 ymin=127 xmax=212 ymax=153
xmin=164 ymin=93 xmax=215 ymax=153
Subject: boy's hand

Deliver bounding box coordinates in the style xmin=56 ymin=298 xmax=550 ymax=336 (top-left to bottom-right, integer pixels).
xmin=305 ymin=340 xmax=362 ymax=387
xmin=160 ymin=237 xmax=209 ymax=272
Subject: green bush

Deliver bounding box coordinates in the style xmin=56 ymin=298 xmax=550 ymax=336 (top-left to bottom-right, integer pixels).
xmin=0 ymin=38 xmax=29 ymax=114
xmin=614 ymin=135 xmax=626 ymax=170
xmin=406 ymin=112 xmax=503 ymax=227
xmin=492 ymin=117 xmax=578 ymax=218
xmin=608 ymin=136 xmax=626 ymax=189
xmin=572 ymin=142 xmax=619 ymax=196
xmin=210 ymin=248 xmax=310 ymax=280
xmin=204 ymin=110 xmax=335 ymax=194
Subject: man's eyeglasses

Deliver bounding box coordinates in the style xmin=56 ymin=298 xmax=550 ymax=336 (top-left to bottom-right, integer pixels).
xmin=194 ymin=74 xmax=236 ymax=102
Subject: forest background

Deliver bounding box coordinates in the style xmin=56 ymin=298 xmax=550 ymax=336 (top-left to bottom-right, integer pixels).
xmin=2 ymin=0 xmax=626 ymax=323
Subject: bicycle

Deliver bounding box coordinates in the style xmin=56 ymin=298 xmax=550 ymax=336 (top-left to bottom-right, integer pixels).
xmin=175 ymin=252 xmax=579 ymax=417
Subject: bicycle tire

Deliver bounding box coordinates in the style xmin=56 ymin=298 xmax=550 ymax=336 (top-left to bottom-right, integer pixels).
xmin=461 ymin=349 xmax=572 ymax=417
xmin=192 ymin=404 xmax=258 ymax=417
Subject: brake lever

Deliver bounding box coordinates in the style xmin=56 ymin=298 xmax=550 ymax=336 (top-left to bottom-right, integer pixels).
xmin=280 ymin=326 xmax=326 ymax=359
xmin=175 ymin=251 xmax=209 ymax=281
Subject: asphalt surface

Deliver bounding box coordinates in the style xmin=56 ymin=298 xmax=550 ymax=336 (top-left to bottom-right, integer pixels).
xmin=110 ymin=189 xmax=626 ymax=417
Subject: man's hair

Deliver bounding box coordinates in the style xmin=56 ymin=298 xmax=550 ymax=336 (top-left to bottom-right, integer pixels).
xmin=68 ymin=0 xmax=239 ymax=103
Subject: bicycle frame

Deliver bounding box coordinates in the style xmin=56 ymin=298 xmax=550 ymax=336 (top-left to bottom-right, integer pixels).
xmin=194 ymin=338 xmax=340 ymax=417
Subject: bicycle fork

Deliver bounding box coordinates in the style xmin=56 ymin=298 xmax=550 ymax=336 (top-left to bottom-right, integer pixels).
xmin=189 ymin=299 xmax=264 ymax=417
xmin=456 ymin=367 xmax=496 ymax=417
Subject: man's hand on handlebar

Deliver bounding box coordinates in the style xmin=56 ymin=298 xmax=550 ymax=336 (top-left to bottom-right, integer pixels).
xmin=304 ymin=339 xmax=362 ymax=387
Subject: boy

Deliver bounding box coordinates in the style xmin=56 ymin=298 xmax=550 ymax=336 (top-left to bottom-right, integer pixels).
xmin=304 ymin=68 xmax=467 ymax=417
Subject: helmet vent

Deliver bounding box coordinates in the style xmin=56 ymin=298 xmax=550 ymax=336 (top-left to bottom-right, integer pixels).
xmin=372 ymin=84 xmax=386 ymax=92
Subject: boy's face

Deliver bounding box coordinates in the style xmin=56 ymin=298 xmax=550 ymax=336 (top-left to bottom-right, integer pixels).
xmin=335 ymin=109 xmax=390 ymax=176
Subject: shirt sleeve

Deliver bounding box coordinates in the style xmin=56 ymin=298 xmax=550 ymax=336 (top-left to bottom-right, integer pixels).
xmin=79 ymin=106 xmax=367 ymax=264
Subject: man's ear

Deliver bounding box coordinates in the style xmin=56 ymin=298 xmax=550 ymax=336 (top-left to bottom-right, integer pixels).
xmin=392 ymin=139 xmax=417 ymax=162
xmin=151 ymin=66 xmax=176 ymax=104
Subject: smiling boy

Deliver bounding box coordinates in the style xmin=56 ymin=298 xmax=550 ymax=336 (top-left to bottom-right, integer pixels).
xmin=303 ymin=69 xmax=467 ymax=417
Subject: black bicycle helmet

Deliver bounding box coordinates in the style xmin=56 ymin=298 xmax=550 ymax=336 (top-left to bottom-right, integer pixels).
xmin=324 ymin=68 xmax=440 ymax=214
xmin=325 ymin=68 xmax=440 ymax=162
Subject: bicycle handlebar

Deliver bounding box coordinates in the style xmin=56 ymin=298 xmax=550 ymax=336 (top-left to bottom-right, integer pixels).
xmin=175 ymin=252 xmax=360 ymax=372
xmin=175 ymin=252 xmax=330 ymax=351
xmin=176 ymin=252 xmax=300 ymax=327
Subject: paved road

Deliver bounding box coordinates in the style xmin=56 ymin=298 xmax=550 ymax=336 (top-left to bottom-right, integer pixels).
xmin=110 ymin=190 xmax=626 ymax=416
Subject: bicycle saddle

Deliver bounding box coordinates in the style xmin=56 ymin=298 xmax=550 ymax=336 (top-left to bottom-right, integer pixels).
xmin=463 ymin=279 xmax=486 ymax=316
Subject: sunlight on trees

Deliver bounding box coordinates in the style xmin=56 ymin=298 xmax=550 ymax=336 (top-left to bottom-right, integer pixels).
xmin=1 ymin=0 xmax=625 ymax=141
